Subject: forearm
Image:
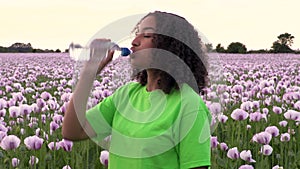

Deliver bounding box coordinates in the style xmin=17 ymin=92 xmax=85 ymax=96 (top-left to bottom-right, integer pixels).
xmin=62 ymin=39 xmax=113 ymax=141
xmin=62 ymin=62 xmax=101 ymax=140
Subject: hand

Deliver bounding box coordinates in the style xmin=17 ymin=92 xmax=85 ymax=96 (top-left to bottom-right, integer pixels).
xmin=89 ymin=39 xmax=111 ymax=63
xmin=96 ymin=49 xmax=114 ymax=74
xmin=82 ymin=39 xmax=114 ymax=74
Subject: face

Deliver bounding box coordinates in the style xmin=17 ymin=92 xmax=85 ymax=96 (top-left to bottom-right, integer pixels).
xmin=130 ymin=15 xmax=156 ymax=69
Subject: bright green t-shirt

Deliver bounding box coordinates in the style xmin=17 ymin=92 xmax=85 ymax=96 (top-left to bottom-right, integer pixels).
xmin=86 ymin=82 xmax=211 ymax=169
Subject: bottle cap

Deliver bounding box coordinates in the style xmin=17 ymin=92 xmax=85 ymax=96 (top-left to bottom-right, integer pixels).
xmin=120 ymin=48 xmax=131 ymax=56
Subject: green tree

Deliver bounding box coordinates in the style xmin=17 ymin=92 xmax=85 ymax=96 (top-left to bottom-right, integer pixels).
xmin=227 ymin=42 xmax=247 ymax=53
xmin=0 ymin=46 xmax=8 ymax=52
xmin=215 ymin=43 xmax=226 ymax=53
xmin=271 ymin=33 xmax=294 ymax=53
xmin=7 ymin=42 xmax=33 ymax=52
xmin=277 ymin=33 xmax=294 ymax=47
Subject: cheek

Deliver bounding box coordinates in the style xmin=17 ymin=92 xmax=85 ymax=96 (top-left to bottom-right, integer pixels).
xmin=145 ymin=41 xmax=154 ymax=48
xmin=142 ymin=37 xmax=155 ymax=48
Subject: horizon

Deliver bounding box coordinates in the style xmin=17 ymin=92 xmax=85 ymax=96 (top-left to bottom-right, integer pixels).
xmin=1 ymin=0 xmax=300 ymax=51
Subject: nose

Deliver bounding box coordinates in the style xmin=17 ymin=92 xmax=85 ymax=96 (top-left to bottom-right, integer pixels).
xmin=131 ymin=35 xmax=140 ymax=47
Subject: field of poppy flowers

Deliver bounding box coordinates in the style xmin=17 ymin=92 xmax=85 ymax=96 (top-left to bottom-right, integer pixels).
xmin=208 ymin=53 xmax=300 ymax=169
xmin=0 ymin=53 xmax=299 ymax=169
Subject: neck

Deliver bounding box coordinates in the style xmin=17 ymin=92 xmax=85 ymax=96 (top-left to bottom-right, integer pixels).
xmin=146 ymin=69 xmax=161 ymax=92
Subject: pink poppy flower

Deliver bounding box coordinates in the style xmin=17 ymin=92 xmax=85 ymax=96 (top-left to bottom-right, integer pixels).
xmin=252 ymin=101 xmax=260 ymax=110
xmin=20 ymin=104 xmax=32 ymax=116
xmin=50 ymin=121 xmax=60 ymax=131
xmin=239 ymin=165 xmax=254 ymax=169
xmin=12 ymin=158 xmax=20 ymax=167
xmin=249 ymin=112 xmax=263 ymax=122
xmin=0 ymin=135 xmax=21 ymax=150
xmin=265 ymin=126 xmax=279 ymax=137
xmin=252 ymin=131 xmax=272 ymax=145
xmin=294 ymin=101 xmax=300 ymax=111
xmin=41 ymin=91 xmax=51 ymax=101
xmin=210 ymin=136 xmax=218 ymax=149
xmin=240 ymin=150 xmax=256 ymax=162
xmin=220 ymin=142 xmax=228 ymax=151
xmin=232 ymin=85 xmax=244 ymax=94
xmin=280 ymin=133 xmax=290 ymax=142
xmin=9 ymin=106 xmax=20 ymax=118
xmin=279 ymin=120 xmax=288 ymax=127
xmin=0 ymin=98 xmax=6 ymax=110
xmin=218 ymin=114 xmax=228 ymax=123
xmin=231 ymin=109 xmax=249 ymax=121
xmin=261 ymin=145 xmax=273 ymax=156
xmin=240 ymin=101 xmax=252 ymax=112
xmin=284 ymin=110 xmax=300 ymax=121
xmin=272 ymin=106 xmax=282 ymax=114
xmin=100 ymin=150 xmax=109 ymax=166
xmin=29 ymin=156 xmax=39 ymax=166
xmin=0 ymin=109 xmax=6 ymax=117
xmin=36 ymin=98 xmax=46 ymax=109
xmin=48 ymin=142 xmax=61 ymax=150
xmin=272 ymin=165 xmax=283 ymax=169
xmin=24 ymin=135 xmax=44 ymax=150
xmin=62 ymin=165 xmax=72 ymax=169
xmin=227 ymin=147 xmax=239 ymax=160
xmin=59 ymin=139 xmax=73 ymax=152
xmin=209 ymin=103 xmax=222 ymax=115
xmin=53 ymin=114 xmax=63 ymax=125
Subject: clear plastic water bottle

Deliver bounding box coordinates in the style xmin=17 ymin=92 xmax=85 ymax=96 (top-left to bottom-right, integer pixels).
xmin=69 ymin=42 xmax=131 ymax=61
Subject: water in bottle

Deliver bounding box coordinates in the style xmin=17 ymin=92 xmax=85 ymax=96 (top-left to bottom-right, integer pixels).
xmin=69 ymin=42 xmax=131 ymax=61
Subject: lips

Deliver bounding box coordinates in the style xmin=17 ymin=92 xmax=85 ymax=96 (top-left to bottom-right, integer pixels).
xmin=130 ymin=47 xmax=136 ymax=59
xmin=130 ymin=47 xmax=136 ymax=53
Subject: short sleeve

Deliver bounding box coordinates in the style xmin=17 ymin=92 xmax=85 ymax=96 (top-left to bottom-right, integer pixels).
xmin=176 ymin=105 xmax=211 ymax=169
xmin=85 ymin=82 xmax=135 ymax=142
xmin=86 ymin=95 xmax=116 ymax=142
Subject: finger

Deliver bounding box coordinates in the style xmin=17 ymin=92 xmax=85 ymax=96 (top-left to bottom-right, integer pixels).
xmin=99 ymin=50 xmax=114 ymax=66
xmin=107 ymin=50 xmax=114 ymax=61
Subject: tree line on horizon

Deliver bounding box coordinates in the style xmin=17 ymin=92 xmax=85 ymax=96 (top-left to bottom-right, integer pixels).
xmin=206 ymin=32 xmax=300 ymax=54
xmin=0 ymin=33 xmax=299 ymax=54
xmin=0 ymin=43 xmax=62 ymax=53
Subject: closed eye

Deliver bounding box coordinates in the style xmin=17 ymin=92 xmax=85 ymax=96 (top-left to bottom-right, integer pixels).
xmin=135 ymin=33 xmax=154 ymax=38
xmin=143 ymin=33 xmax=154 ymax=38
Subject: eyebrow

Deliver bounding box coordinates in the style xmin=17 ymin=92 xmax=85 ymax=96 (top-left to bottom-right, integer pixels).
xmin=138 ymin=27 xmax=156 ymax=33
xmin=142 ymin=27 xmax=155 ymax=31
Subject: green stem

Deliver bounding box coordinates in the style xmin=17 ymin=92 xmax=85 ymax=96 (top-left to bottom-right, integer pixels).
xmin=285 ymin=138 xmax=290 ymax=168
xmin=53 ymin=141 xmax=56 ymax=169
xmin=280 ymin=142 xmax=283 ymax=165
xmin=260 ymin=146 xmax=264 ymax=169
xmin=237 ymin=121 xmax=241 ymax=147
xmin=86 ymin=141 xmax=89 ymax=168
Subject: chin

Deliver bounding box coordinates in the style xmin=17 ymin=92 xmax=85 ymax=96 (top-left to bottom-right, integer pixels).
xmin=131 ymin=64 xmax=141 ymax=70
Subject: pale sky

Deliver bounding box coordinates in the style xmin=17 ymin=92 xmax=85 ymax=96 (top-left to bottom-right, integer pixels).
xmin=1 ymin=0 xmax=300 ymax=51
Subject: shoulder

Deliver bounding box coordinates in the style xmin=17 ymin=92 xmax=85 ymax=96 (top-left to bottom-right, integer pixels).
xmin=179 ymin=84 xmax=211 ymax=120
xmin=179 ymin=84 xmax=207 ymax=111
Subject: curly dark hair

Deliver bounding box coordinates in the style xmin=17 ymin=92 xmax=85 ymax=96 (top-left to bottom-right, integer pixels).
xmin=132 ymin=11 xmax=209 ymax=94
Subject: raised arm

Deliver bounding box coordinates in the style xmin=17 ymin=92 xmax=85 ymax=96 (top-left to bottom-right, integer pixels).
xmin=62 ymin=39 xmax=114 ymax=141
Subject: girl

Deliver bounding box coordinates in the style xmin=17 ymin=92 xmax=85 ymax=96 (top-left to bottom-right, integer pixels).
xmin=62 ymin=11 xmax=211 ymax=169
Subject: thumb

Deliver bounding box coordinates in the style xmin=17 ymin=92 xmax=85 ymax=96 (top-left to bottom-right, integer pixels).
xmin=107 ymin=50 xmax=114 ymax=61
